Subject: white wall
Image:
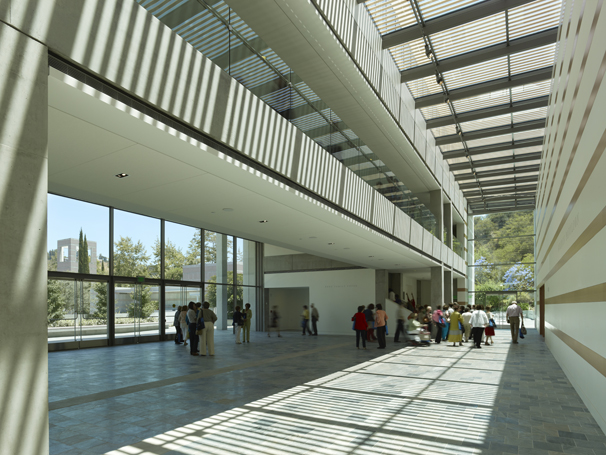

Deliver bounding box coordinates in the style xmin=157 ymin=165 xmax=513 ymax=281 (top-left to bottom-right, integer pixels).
xmin=266 ymin=287 xmax=309 ymax=331
xmin=536 ymin=0 xmax=606 ymax=434
xmin=265 ymin=269 xmax=376 ymax=335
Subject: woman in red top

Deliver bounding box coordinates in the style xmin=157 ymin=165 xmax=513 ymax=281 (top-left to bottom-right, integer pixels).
xmin=352 ymin=306 xmax=368 ymax=349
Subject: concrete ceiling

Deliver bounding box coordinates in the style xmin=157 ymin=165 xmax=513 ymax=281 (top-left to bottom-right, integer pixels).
xmin=48 ymin=70 xmax=438 ymax=273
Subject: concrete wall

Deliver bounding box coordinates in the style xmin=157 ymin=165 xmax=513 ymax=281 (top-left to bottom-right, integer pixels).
xmin=535 ymin=0 xmax=606 ymax=434
xmin=0 ymin=21 xmax=49 ymax=455
xmin=265 ymin=269 xmax=376 ymax=335
xmin=264 ymin=254 xmax=360 ymax=274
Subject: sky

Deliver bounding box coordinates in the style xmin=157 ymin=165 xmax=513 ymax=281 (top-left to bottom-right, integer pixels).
xmin=47 ymin=195 xmax=215 ymax=258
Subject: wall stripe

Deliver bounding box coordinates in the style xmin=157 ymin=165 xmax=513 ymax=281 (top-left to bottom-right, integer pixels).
xmin=546 ymin=322 xmax=606 ymax=378
xmin=539 ymin=204 xmax=606 ymax=287
xmin=545 ymin=282 xmax=606 ymax=305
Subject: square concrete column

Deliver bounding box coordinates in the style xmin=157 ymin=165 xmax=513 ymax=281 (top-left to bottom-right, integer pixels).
xmin=243 ymin=240 xmax=256 ymax=330
xmin=431 ymin=266 xmax=444 ymax=309
xmin=375 ymin=269 xmax=388 ymax=306
xmin=216 ymin=234 xmax=228 ymax=330
xmin=456 ymin=277 xmax=467 ymax=306
xmin=444 ymin=269 xmax=453 ymax=303
xmin=443 ymin=201 xmax=452 ymax=247
xmin=467 ymin=213 xmax=475 ymax=306
xmin=0 ymin=24 xmax=49 ymax=455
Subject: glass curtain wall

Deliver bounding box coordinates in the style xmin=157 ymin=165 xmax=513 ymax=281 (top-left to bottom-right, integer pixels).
xmin=469 ymin=211 xmax=536 ymax=325
xmin=47 ymin=194 xmax=261 ymax=346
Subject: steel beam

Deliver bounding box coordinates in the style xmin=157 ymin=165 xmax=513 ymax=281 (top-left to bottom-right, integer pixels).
xmin=435 ymin=119 xmax=545 ymax=146
xmin=426 ymin=96 xmax=548 ymax=129
xmin=302 ymin=121 xmax=347 ymax=139
xmin=449 ymin=152 xmax=542 ymax=171
xmin=467 ymin=193 xmax=536 ymax=203
xmin=463 ymin=184 xmax=537 ymax=197
xmin=416 ymin=67 xmax=553 ymax=109
xmin=383 ymin=0 xmax=538 ymax=49
xmin=459 ymin=175 xmax=538 ymax=190
xmin=455 ymin=164 xmax=540 ymax=181
xmin=442 ymin=137 xmax=544 ymax=159
xmin=401 ymin=28 xmax=558 ymax=82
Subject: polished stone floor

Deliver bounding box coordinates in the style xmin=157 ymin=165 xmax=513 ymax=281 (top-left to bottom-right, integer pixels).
xmin=48 ymin=329 xmax=606 ymax=455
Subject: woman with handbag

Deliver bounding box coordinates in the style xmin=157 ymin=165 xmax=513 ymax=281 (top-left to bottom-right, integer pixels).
xmin=432 ymin=306 xmax=444 ymax=344
xmin=352 ymin=306 xmax=368 ymax=349
xmin=484 ymin=305 xmax=496 ymax=345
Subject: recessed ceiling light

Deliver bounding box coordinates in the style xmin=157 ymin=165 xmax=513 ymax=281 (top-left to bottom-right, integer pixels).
xmin=309 ymin=236 xmax=317 ymax=239
xmin=259 ymin=220 xmax=268 ymax=223
xmin=115 ymin=173 xmax=129 ymax=178
xmin=328 ymin=242 xmax=335 ymax=245
xmin=222 ymin=208 xmax=234 ymax=212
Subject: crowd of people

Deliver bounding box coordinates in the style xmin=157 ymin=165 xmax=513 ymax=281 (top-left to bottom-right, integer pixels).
xmin=353 ymin=298 xmax=526 ymax=349
xmin=174 ymin=301 xmax=219 ymax=356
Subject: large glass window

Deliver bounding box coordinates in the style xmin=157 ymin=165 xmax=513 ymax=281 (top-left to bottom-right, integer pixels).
xmin=470 ymin=211 xmax=535 ymax=323
xmin=47 ymin=195 xmax=109 ymax=275
xmin=113 ymin=210 xmax=160 ymax=278
xmin=48 ymin=195 xmax=261 ymax=346
xmin=165 ymin=222 xmax=200 ymax=281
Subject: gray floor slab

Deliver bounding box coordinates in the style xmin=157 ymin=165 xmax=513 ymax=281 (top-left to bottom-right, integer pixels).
xmin=48 ymin=329 xmax=606 ymax=455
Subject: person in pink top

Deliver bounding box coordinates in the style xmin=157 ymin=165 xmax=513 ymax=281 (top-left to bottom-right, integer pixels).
xmin=352 ymin=306 xmax=368 ymax=349
xmin=374 ymin=304 xmax=388 ymax=349
xmin=432 ymin=306 xmax=444 ymax=344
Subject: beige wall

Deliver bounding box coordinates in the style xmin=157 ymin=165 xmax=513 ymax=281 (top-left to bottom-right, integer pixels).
xmin=536 ymin=0 xmax=606 ymax=434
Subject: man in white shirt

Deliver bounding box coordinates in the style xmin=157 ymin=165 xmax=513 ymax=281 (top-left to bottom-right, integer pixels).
xmin=470 ymin=305 xmax=489 ymax=348
xmin=506 ymin=301 xmax=524 ymax=344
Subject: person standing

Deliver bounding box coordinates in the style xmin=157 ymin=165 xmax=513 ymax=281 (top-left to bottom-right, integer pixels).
xmin=187 ymin=302 xmax=198 ymax=355
xmin=470 ymin=304 xmax=489 ymax=348
xmin=447 ymin=305 xmax=464 ymax=347
xmin=242 ymin=303 xmax=253 ymax=343
xmin=174 ymin=305 xmax=182 ymax=344
xmin=233 ymin=306 xmax=244 ymax=344
xmin=484 ymin=306 xmax=496 ymax=345
xmin=393 ymin=303 xmax=408 ymax=343
xmin=179 ymin=305 xmax=189 ymax=347
xmin=352 ymin=306 xmax=368 ymax=349
xmin=268 ymin=305 xmax=281 ymax=337
xmin=199 ymin=301 xmax=217 ymax=356
xmin=432 ymin=306 xmax=444 ymax=344
xmin=311 ymin=303 xmax=319 ymax=336
xmin=363 ymin=304 xmax=376 ymax=342
xmin=301 ymin=305 xmax=312 ymax=335
xmin=506 ymin=300 xmax=523 ymax=344
xmin=462 ymin=307 xmax=472 ymax=343
xmin=374 ymin=304 xmax=388 ymax=349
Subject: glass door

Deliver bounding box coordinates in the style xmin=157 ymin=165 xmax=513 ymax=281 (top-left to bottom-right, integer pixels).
xmin=76 ymin=280 xmax=108 ymax=343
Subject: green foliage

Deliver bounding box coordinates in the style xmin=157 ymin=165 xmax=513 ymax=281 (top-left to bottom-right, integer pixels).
xmin=78 ymin=229 xmax=90 ymax=274
xmin=48 ymin=249 xmax=57 ymax=271
xmin=92 ymin=282 xmax=108 ymax=319
xmin=153 ymin=238 xmax=185 ymax=280
xmin=47 ymin=279 xmax=70 ymax=323
xmin=126 ymin=286 xmax=157 ymax=319
xmin=114 ymin=236 xmax=152 ymax=277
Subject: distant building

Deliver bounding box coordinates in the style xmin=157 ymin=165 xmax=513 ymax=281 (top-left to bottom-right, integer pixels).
xmin=56 ymin=238 xmax=97 ymax=274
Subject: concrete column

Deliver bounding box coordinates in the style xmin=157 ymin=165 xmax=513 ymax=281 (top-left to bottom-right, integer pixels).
xmin=375 ymin=269 xmax=388 ymax=306
xmin=444 ymin=201 xmax=452 ymax=247
xmin=243 ymin=240 xmax=256 ymax=330
xmin=0 ymin=24 xmax=49 ymax=455
xmin=216 ymin=235 xmax=228 ymax=330
xmin=456 ymin=277 xmax=467 ymax=306
xmin=430 ymin=266 xmax=444 ymax=309
xmin=467 ymin=213 xmax=475 ymax=306
xmin=429 ymin=190 xmax=443 ymax=239
xmin=444 ymin=269 xmax=453 ymax=303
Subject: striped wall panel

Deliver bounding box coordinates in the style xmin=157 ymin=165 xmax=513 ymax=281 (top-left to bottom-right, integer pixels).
xmin=536 ymin=0 xmax=606 ymax=435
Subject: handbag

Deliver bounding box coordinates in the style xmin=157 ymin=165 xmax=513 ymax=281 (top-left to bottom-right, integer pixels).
xmin=437 ymin=316 xmax=446 ymax=328
xmin=489 ymin=319 xmax=497 ymax=329
xmin=196 ymin=315 xmax=205 ymax=331
xmin=520 ymin=324 xmax=527 ymax=335
xmin=458 ymin=321 xmax=463 ymax=331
